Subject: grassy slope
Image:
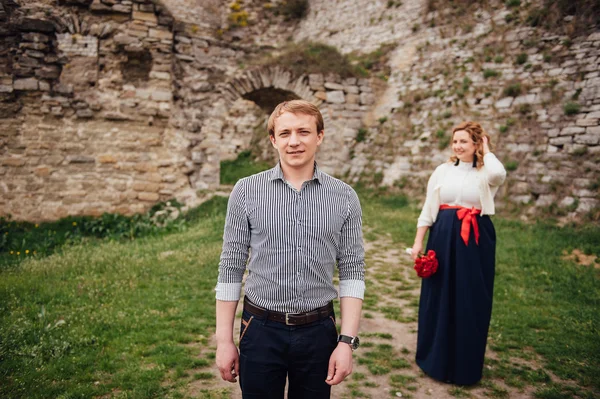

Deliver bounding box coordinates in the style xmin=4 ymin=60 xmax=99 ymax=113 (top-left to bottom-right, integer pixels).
xmin=1 ymin=193 xmax=599 ymax=398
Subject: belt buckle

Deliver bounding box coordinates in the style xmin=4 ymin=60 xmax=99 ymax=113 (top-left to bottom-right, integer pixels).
xmin=285 ymin=312 xmax=300 ymax=326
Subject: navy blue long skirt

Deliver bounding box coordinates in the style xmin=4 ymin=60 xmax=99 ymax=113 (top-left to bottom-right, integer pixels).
xmin=415 ymin=208 xmax=496 ymax=386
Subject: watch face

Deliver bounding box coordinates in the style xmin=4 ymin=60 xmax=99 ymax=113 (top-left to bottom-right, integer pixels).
xmin=351 ymin=336 xmax=360 ymax=350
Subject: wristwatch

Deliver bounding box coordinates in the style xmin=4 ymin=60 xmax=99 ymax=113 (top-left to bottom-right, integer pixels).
xmin=337 ymin=334 xmax=360 ymax=351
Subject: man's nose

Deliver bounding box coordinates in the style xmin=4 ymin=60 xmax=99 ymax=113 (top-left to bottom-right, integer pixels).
xmin=289 ymin=132 xmax=300 ymax=146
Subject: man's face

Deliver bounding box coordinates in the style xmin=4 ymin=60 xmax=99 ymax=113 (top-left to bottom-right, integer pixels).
xmin=270 ymin=111 xmax=324 ymax=171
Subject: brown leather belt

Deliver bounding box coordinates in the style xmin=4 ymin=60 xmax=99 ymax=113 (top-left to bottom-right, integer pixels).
xmin=243 ymin=297 xmax=333 ymax=326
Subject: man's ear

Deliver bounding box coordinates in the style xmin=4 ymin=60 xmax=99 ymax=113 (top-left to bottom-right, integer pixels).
xmin=269 ymin=134 xmax=276 ymax=148
xmin=317 ymin=130 xmax=324 ymax=145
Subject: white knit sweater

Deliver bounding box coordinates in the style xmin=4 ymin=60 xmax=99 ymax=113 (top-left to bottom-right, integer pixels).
xmin=417 ymin=153 xmax=507 ymax=228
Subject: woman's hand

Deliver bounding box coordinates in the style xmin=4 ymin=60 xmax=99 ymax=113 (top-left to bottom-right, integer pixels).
xmin=482 ymin=135 xmax=490 ymax=155
xmin=411 ymin=242 xmax=423 ymax=261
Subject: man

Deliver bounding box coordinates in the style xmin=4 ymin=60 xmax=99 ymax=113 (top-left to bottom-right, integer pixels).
xmin=215 ymin=100 xmax=365 ymax=398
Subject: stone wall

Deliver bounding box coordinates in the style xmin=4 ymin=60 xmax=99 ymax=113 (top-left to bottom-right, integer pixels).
xmin=0 ymin=0 xmax=378 ymax=220
xmin=295 ymin=0 xmax=600 ymax=219
xmin=1 ymin=0 xmax=599 ymax=221
xmin=0 ymin=0 xmax=187 ymax=220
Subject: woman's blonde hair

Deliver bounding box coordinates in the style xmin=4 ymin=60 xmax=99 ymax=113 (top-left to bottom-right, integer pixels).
xmin=449 ymin=121 xmax=492 ymax=169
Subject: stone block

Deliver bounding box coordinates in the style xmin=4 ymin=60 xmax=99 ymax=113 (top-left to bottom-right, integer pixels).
xmin=0 ymin=84 xmax=14 ymax=93
xmin=559 ymin=197 xmax=575 ymax=208
xmin=149 ymin=71 xmax=171 ymax=80
xmin=39 ymin=81 xmax=51 ymax=91
xmin=54 ymin=83 xmax=74 ymax=95
xmin=112 ymin=4 xmax=132 ymax=13
xmin=345 ymin=85 xmax=359 ymax=94
xmin=138 ymin=192 xmax=160 ymax=201
xmin=98 ymin=155 xmax=117 ymax=163
xmin=76 ymin=109 xmax=94 ymax=119
xmin=326 ymin=90 xmax=345 ymax=104
xmin=574 ymin=134 xmax=600 ymax=145
xmin=314 ymin=91 xmax=327 ymax=101
xmin=14 ymin=78 xmax=39 ymax=91
xmin=360 ymin=92 xmax=375 ymax=105
xmin=346 ymin=93 xmax=360 ymax=104
xmin=511 ymin=195 xmax=532 ymax=204
xmin=134 ymin=162 xmax=158 ymax=172
xmin=19 ymin=18 xmax=55 ymax=33
xmin=576 ymin=118 xmax=598 ymax=127
xmin=34 ymin=167 xmax=51 ymax=177
xmin=577 ymin=198 xmax=599 ymax=213
xmin=535 ymin=195 xmax=556 ymax=207
xmin=559 ymin=126 xmax=585 ymax=136
xmin=36 ymin=65 xmax=61 ymax=79
xmin=149 ymin=28 xmax=172 ymax=40
xmin=324 ymin=82 xmax=344 ymax=91
xmin=150 ymin=90 xmax=172 ymax=102
xmin=91 ymin=0 xmax=112 ymax=11
xmin=67 ymin=155 xmax=95 ymax=163
xmin=133 ymin=182 xmax=160 ymax=192
xmin=22 ymin=32 xmax=50 ymax=43
xmin=133 ymin=11 xmax=157 ymax=24
xmin=495 ymin=97 xmax=513 ymax=108
xmin=1 ymin=158 xmax=26 ymax=166
xmin=588 ymin=126 xmax=600 ymax=135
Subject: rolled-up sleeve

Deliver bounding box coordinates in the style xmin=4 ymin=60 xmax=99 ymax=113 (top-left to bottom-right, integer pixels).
xmin=337 ymin=187 xmax=365 ymax=299
xmin=215 ymin=180 xmax=250 ymax=301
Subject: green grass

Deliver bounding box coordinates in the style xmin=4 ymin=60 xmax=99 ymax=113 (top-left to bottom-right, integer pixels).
xmin=220 ymin=150 xmax=271 ymax=185
xmin=1 ymin=185 xmax=599 ymax=397
xmin=0 ymin=199 xmax=228 ymax=398
xmin=360 ymin=192 xmax=600 ymax=392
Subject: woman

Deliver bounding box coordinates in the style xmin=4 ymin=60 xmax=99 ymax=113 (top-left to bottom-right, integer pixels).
xmin=411 ymin=121 xmax=506 ymax=385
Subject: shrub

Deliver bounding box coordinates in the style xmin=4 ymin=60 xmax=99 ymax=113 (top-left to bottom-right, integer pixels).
xmin=378 ymin=116 xmax=388 ymax=124
xmin=563 ymin=102 xmax=580 ymax=116
xmin=352 ymin=42 xmax=397 ymax=79
xmin=499 ymin=125 xmax=509 ymax=134
xmin=516 ymin=53 xmax=528 ymax=65
xmin=356 ymin=128 xmax=368 ymax=143
xmin=518 ymin=104 xmax=532 ymax=115
xmin=505 ymin=160 xmax=518 ymax=171
xmin=1 ymin=201 xmax=187 ymax=268
xmin=506 ymin=0 xmax=521 ymax=7
xmin=260 ymin=41 xmax=359 ymax=78
xmin=494 ymin=55 xmax=504 ymax=63
xmin=503 ymin=82 xmax=522 ymax=97
xmin=280 ymin=0 xmax=309 ymax=21
xmin=438 ymin=135 xmax=450 ymax=150
xmin=221 ymin=150 xmax=271 ymax=185
xmin=483 ymin=69 xmax=501 ymax=79
xmin=229 ymin=10 xmax=249 ymax=27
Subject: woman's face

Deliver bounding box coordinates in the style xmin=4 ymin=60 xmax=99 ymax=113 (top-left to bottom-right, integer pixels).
xmin=452 ymin=130 xmax=477 ymax=162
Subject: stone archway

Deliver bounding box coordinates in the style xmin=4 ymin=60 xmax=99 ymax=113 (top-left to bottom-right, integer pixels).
xmin=188 ymin=67 xmax=316 ymax=190
xmin=187 ymin=66 xmax=374 ymax=190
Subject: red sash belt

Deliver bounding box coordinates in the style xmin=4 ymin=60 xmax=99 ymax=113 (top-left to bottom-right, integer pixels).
xmin=439 ymin=205 xmax=481 ymax=246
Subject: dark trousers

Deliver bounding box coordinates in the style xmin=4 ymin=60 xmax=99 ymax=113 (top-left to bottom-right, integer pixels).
xmin=238 ymin=309 xmax=338 ymax=399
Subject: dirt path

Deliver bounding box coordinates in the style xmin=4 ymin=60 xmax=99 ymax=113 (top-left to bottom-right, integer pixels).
xmin=192 ymin=234 xmax=551 ymax=398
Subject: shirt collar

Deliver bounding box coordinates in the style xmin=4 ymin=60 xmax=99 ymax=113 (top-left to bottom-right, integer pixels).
xmin=269 ymin=162 xmax=323 ymax=184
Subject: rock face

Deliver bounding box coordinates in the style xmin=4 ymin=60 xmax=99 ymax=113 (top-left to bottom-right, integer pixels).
xmin=0 ymin=0 xmax=599 ymax=221
xmin=295 ymin=0 xmax=600 ymax=218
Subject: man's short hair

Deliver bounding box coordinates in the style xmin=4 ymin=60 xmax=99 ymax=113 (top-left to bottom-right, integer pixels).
xmin=267 ymin=100 xmax=324 ymax=137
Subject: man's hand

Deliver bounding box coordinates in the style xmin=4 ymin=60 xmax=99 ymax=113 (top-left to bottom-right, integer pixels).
xmin=325 ymin=343 xmax=353 ymax=385
xmin=216 ymin=341 xmax=239 ymax=383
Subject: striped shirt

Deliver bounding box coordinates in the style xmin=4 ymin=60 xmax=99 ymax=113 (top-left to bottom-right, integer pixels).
xmin=215 ymin=162 xmax=365 ymax=313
